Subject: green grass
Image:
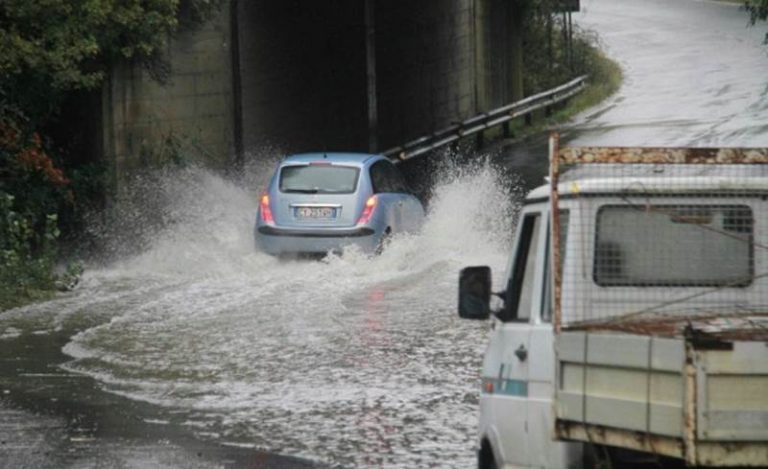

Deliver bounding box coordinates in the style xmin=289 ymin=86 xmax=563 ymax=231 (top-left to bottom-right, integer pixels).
xmin=0 ymin=286 xmax=56 ymax=311
xmin=552 ymin=51 xmax=622 ymax=123
xmin=482 ymin=47 xmax=623 ymax=143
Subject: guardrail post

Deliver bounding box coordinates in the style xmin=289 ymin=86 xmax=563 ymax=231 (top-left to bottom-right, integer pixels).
xmin=502 ymin=120 xmax=515 ymax=138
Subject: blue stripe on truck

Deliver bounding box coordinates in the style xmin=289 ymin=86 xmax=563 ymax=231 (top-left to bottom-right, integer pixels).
xmin=481 ymin=377 xmax=528 ymax=397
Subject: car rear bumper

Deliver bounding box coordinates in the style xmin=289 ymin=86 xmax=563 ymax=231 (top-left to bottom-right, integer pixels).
xmin=257 ymin=226 xmax=374 ymax=238
xmin=255 ymin=225 xmax=380 ymax=255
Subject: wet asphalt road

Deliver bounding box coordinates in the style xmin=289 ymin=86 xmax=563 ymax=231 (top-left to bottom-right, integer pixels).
xmin=503 ymin=0 xmax=768 ymax=191
xmin=2 ymin=1 xmax=768 ymax=468
xmin=0 ymin=327 xmax=317 ymax=469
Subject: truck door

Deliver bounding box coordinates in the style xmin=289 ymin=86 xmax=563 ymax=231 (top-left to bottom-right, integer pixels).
xmin=528 ymin=210 xmax=582 ymax=468
xmin=482 ymin=211 xmax=544 ymax=467
xmin=527 ymin=211 xmax=556 ymax=468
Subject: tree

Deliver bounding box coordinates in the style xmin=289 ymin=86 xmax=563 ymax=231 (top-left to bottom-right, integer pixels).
xmin=0 ymin=0 xmax=223 ymax=119
xmin=0 ymin=0 xmax=223 ymax=306
xmin=745 ymin=0 xmax=768 ymax=43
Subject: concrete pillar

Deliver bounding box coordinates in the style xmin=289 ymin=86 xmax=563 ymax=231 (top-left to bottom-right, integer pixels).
xmin=102 ymin=4 xmax=235 ymax=189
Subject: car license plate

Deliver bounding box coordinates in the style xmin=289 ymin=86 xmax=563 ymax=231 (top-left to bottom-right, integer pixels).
xmin=296 ymin=207 xmax=335 ymax=219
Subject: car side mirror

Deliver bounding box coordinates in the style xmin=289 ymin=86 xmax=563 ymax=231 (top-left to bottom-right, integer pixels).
xmin=458 ymin=266 xmax=492 ymax=320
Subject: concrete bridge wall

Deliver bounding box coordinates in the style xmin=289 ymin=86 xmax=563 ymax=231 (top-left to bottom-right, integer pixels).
xmin=375 ymin=0 xmax=476 ymax=151
xmin=101 ymin=2 xmax=235 ymax=183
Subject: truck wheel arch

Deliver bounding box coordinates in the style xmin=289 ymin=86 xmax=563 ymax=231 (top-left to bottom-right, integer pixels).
xmin=479 ymin=438 xmax=497 ymax=469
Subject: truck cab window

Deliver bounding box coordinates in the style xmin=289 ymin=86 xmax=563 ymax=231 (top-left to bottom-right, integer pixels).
xmin=594 ymin=205 xmax=753 ymax=287
xmin=501 ymin=213 xmax=541 ymax=322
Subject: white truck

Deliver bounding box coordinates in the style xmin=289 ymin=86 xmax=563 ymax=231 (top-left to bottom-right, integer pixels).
xmin=458 ymin=134 xmax=768 ymax=468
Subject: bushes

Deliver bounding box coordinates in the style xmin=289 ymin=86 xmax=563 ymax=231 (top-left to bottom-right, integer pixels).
xmin=522 ymin=2 xmax=616 ymax=96
xmin=0 ymin=111 xmax=86 ymax=309
xmin=484 ymin=3 xmax=621 ymax=142
xmin=745 ymin=0 xmax=768 ymax=43
xmin=0 ymin=1 xmax=225 ymax=310
xmin=0 ymin=194 xmax=59 ymax=309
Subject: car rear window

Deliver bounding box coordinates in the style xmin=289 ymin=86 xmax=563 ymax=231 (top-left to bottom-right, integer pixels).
xmin=279 ymin=164 xmax=360 ymax=194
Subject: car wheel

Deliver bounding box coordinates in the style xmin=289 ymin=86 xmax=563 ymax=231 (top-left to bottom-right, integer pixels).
xmin=375 ymin=228 xmax=392 ymax=255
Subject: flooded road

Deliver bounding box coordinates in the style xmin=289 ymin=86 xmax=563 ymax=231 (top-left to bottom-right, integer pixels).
xmin=505 ymin=0 xmax=768 ymax=191
xmin=1 ymin=161 xmax=516 ymax=468
xmin=572 ymin=0 xmax=768 ymax=148
xmin=2 ymin=1 xmax=768 ymax=468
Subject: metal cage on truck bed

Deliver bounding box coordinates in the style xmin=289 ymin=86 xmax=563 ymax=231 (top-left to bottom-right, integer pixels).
xmin=547 ymin=134 xmax=768 ymax=466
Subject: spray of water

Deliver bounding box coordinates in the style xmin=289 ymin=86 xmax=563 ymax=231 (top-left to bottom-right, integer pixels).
xmin=77 ymin=150 xmax=519 ymax=283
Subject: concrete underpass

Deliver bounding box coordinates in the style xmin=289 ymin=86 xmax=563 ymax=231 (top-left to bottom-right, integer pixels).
xmin=60 ymin=0 xmax=525 ymax=186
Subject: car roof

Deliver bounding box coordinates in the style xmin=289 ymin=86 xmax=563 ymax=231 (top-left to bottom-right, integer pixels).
xmin=281 ymin=152 xmax=384 ymax=167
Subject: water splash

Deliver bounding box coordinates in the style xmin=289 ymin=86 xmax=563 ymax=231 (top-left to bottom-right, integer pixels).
xmin=3 ymin=151 xmax=521 ymax=468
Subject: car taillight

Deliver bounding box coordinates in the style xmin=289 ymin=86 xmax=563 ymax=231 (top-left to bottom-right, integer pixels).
xmin=260 ymin=193 xmax=274 ymax=224
xmin=357 ymin=195 xmax=377 ymax=225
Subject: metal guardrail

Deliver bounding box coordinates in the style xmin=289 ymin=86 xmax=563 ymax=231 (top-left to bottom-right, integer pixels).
xmin=382 ymin=75 xmax=588 ymax=163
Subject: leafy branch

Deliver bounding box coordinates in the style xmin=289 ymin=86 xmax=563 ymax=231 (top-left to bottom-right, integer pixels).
xmin=745 ymin=0 xmax=768 ymax=43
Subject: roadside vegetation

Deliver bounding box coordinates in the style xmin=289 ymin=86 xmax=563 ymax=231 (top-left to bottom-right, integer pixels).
xmin=486 ymin=2 xmax=622 ymax=141
xmin=0 ymin=0 xmax=223 ymax=310
xmin=520 ymin=31 xmax=622 ymax=139
xmin=745 ymin=0 xmax=768 ymax=42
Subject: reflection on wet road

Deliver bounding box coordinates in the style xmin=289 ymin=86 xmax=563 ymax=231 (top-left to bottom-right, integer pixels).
xmin=2 ymin=1 xmax=768 ymax=467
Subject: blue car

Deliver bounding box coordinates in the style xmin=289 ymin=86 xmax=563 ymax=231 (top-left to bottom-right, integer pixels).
xmin=255 ymin=153 xmax=425 ymax=256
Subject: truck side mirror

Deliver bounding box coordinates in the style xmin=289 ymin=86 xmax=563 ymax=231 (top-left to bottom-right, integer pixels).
xmin=458 ymin=266 xmax=491 ymax=320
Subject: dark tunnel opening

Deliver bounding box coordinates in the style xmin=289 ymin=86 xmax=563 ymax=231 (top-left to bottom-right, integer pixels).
xmin=238 ymin=0 xmax=369 ymax=155
xmin=236 ymin=0 xmax=484 ymax=157
xmin=46 ymin=0 xmax=519 ymax=190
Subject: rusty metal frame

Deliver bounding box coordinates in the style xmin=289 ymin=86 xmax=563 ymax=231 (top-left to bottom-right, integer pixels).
xmin=551 ymin=138 xmax=768 ymax=466
xmin=548 ymin=137 xmax=768 ymax=334
xmin=555 ymin=421 xmax=685 ymax=460
xmin=549 ymin=132 xmax=563 ymax=334
xmin=557 ymin=419 xmax=768 ymax=466
xmin=559 ymin=146 xmax=768 ymax=164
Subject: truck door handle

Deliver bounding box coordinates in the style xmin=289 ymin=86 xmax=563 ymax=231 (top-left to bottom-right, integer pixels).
xmin=515 ymin=345 xmax=528 ymax=362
